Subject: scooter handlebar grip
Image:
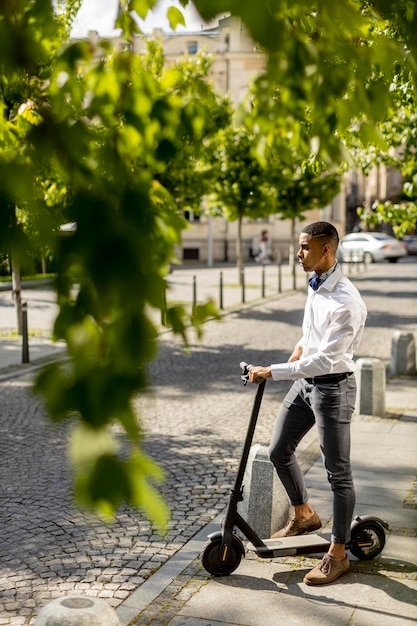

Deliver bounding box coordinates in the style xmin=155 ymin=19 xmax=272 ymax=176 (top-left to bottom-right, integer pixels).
xmin=240 ymin=362 xmax=264 ymax=384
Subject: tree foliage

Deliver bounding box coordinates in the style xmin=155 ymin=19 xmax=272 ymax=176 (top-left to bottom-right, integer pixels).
xmin=0 ymin=2 xmax=223 ymax=526
xmin=189 ymin=1 xmax=417 ymax=234
xmin=190 ymin=1 xmax=417 ymax=162
xmin=207 ymin=121 xmax=341 ymax=277
xmin=345 ymin=73 xmax=417 ymax=235
xmin=152 ymin=45 xmax=232 ymax=210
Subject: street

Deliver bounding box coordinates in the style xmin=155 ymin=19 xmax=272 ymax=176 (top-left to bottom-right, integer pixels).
xmin=0 ymin=258 xmax=416 ymax=625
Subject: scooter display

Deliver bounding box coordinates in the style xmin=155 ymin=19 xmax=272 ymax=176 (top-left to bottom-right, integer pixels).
xmin=201 ymin=362 xmax=389 ymax=577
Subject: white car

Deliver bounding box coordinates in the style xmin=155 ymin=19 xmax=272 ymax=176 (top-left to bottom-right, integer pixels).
xmin=401 ymin=235 xmax=417 ymax=255
xmin=339 ymin=232 xmax=408 ymax=264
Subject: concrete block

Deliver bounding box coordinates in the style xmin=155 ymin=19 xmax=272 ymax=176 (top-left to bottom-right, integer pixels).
xmin=35 ymin=596 xmax=120 ymax=626
xmin=237 ymin=444 xmax=291 ymax=539
xmin=390 ymin=330 xmax=417 ymax=375
xmin=355 ymin=358 xmax=386 ymax=416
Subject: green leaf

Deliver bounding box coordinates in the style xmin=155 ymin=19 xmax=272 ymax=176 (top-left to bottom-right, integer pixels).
xmin=66 ymin=316 xmax=102 ymax=369
xmin=73 ymin=447 xmax=170 ymax=529
xmin=130 ymin=0 xmax=158 ymax=20
xmin=78 ymin=454 xmax=133 ymax=516
xmin=192 ymin=299 xmax=221 ymax=338
xmin=70 ymin=424 xmax=119 ymax=468
xmin=358 ymin=121 xmax=388 ymax=150
xmin=167 ymin=6 xmax=186 ymax=30
xmin=165 ymin=304 xmax=189 ymax=344
xmin=34 ymin=363 xmax=73 ymax=421
xmin=129 ymin=450 xmax=170 ymax=530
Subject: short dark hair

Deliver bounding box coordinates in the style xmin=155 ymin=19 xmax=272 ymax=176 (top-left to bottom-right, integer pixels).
xmin=301 ymin=222 xmax=339 ymax=248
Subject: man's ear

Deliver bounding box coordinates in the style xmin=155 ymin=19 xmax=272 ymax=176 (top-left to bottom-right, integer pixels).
xmin=322 ymin=243 xmax=331 ymax=256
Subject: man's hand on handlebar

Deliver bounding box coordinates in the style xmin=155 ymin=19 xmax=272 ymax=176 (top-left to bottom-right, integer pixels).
xmin=248 ymin=365 xmax=272 ymax=384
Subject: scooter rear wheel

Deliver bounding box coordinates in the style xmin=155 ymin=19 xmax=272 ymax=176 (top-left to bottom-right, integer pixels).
xmin=349 ymin=521 xmax=386 ymax=560
xmin=202 ymin=536 xmax=243 ymax=576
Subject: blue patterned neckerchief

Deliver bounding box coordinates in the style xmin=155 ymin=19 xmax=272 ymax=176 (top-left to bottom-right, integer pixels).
xmin=309 ymin=261 xmax=339 ymax=291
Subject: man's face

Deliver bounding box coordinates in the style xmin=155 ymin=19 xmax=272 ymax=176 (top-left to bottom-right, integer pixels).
xmin=297 ymin=232 xmax=329 ymax=274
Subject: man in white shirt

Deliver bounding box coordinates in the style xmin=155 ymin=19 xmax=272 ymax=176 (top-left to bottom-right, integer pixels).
xmin=249 ymin=221 xmax=367 ymax=585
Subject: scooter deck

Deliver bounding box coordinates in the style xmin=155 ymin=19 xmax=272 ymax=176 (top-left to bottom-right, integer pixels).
xmin=246 ymin=534 xmax=330 ymax=558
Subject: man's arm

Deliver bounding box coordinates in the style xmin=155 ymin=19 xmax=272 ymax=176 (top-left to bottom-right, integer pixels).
xmin=248 ymin=344 xmax=303 ymax=384
xmin=248 ymin=365 xmax=272 ymax=382
xmin=288 ymin=345 xmax=303 ymax=362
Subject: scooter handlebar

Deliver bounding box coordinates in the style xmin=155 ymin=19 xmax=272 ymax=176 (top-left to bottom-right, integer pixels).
xmin=240 ymin=361 xmax=264 ymax=385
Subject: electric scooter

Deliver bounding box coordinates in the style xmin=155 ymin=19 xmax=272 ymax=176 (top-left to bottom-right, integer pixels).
xmin=201 ymin=362 xmax=389 ymax=576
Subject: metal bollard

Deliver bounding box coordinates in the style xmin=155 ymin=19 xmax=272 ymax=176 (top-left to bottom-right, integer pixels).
xmin=161 ymin=283 xmax=167 ymax=326
xmin=261 ymin=265 xmax=265 ymax=298
xmin=241 ymin=269 xmax=245 ymax=303
xmin=278 ymin=261 xmax=282 ymax=293
xmin=192 ymin=275 xmax=197 ymax=308
xmin=22 ymin=301 xmax=29 ymax=364
xmin=35 ymin=596 xmax=120 ymax=625
xmin=219 ymin=271 xmax=224 ymax=309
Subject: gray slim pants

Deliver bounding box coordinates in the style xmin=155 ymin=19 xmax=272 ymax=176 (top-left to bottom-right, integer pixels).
xmin=269 ymin=375 xmax=357 ymax=545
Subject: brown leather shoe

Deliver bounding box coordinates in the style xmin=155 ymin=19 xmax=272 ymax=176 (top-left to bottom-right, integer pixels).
xmin=303 ymin=554 xmax=350 ymax=585
xmin=271 ymin=511 xmax=322 ymax=538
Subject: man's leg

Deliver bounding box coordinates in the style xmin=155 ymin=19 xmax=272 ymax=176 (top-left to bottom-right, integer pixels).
xmin=269 ymin=380 xmax=321 ymax=537
xmin=311 ymin=376 xmax=356 ymax=546
xmin=304 ymin=376 xmax=356 ymax=584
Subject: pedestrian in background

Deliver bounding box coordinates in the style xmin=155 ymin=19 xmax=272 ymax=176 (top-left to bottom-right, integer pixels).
xmin=249 ymin=221 xmax=367 ymax=586
xmin=255 ymin=229 xmax=272 ymax=263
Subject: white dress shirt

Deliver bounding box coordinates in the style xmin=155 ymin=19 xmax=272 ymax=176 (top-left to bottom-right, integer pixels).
xmin=270 ymin=265 xmax=367 ymax=381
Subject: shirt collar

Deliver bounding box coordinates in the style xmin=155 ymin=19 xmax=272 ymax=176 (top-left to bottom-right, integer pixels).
xmin=318 ymin=261 xmax=339 ymax=284
xmin=310 ymin=261 xmax=339 ymax=291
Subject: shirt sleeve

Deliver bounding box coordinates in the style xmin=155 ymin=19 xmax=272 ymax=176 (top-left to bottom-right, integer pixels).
xmin=295 ymin=336 xmax=304 ymax=348
xmin=270 ymin=302 xmax=365 ymax=381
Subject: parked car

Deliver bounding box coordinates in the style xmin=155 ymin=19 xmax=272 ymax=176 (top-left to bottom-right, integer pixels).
xmin=401 ymin=235 xmax=417 ymax=255
xmin=338 ymin=232 xmax=408 ymax=264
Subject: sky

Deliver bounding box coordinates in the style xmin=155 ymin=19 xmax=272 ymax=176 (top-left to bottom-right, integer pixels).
xmin=70 ymin=0 xmax=222 ymax=38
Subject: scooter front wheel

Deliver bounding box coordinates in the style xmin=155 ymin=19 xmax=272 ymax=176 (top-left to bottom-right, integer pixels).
xmin=348 ymin=521 xmax=386 ymax=560
xmin=202 ymin=536 xmax=243 ymax=576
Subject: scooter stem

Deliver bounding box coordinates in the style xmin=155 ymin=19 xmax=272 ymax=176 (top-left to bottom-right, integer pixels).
xmin=233 ymin=379 xmax=266 ymax=493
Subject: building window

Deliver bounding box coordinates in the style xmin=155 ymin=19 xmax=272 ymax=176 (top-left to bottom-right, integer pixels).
xmin=183 ymin=210 xmax=200 ymax=223
xmin=187 ymin=41 xmax=198 ymax=54
xmin=120 ymin=42 xmax=132 ymax=52
xmin=183 ymin=248 xmax=200 ymax=260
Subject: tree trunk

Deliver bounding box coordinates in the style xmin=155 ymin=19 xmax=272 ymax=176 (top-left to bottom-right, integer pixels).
xmin=288 ymin=217 xmax=296 ymax=272
xmin=9 ymin=203 xmax=23 ymax=334
xmin=223 ymin=219 xmax=229 ymax=262
xmin=237 ymin=214 xmax=244 ymax=286
xmin=12 ymin=259 xmax=23 ymax=335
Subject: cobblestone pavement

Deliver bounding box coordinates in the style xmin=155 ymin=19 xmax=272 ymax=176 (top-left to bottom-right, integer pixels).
xmin=0 ymin=260 xmax=416 ymax=625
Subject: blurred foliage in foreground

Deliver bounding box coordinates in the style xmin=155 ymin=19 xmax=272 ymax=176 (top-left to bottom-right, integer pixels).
xmin=1 ymin=0 xmax=416 ymax=528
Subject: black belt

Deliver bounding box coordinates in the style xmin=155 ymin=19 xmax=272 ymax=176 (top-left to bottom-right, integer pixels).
xmin=305 ymin=372 xmax=353 ymax=385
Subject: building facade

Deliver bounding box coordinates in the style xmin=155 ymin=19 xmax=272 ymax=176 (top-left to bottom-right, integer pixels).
xmin=345 ymin=165 xmax=403 ymax=234
xmin=83 ymin=16 xmax=402 ymax=264
xmin=107 ymin=15 xmax=266 ymax=106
